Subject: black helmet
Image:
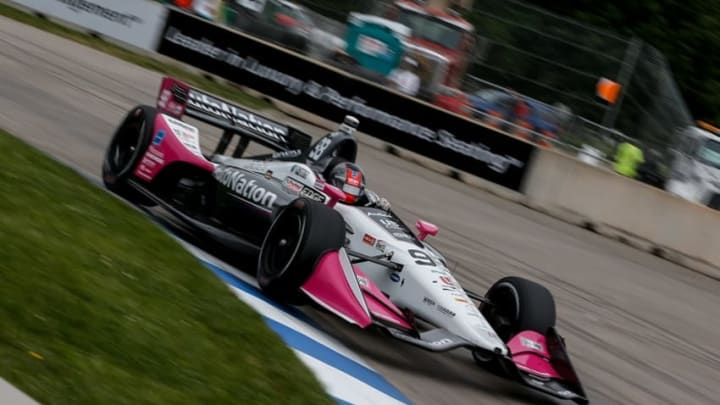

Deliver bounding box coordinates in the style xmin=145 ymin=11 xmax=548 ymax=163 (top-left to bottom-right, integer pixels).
xmin=327 ymin=161 xmax=366 ymax=204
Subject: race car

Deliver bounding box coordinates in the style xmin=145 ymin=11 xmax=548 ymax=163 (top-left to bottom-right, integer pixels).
xmin=102 ymin=76 xmax=589 ymax=404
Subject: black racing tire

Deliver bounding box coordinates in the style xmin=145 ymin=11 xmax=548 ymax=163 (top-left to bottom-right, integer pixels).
xmin=102 ymin=105 xmax=157 ymax=205
xmin=257 ymin=198 xmax=346 ymax=302
xmin=480 ymin=276 xmax=556 ymax=342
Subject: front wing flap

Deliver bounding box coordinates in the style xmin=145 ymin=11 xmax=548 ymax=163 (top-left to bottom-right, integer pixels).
xmin=503 ymin=327 xmax=589 ymax=404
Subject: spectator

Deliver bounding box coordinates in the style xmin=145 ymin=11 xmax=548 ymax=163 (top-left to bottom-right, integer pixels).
xmin=388 ymin=57 xmax=421 ymax=97
xmin=613 ymin=140 xmax=645 ymax=178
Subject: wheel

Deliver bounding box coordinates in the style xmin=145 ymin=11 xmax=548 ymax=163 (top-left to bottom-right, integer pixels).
xmin=102 ymin=105 xmax=157 ymax=205
xmin=473 ymin=276 xmax=556 ymax=368
xmin=256 ymin=198 xmax=346 ymax=302
xmin=480 ymin=276 xmax=556 ymax=342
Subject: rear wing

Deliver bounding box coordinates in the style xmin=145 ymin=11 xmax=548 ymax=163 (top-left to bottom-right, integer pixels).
xmin=155 ymin=76 xmax=313 ymax=156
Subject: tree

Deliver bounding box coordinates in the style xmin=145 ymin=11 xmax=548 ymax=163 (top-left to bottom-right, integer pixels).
xmin=525 ymin=0 xmax=720 ymax=122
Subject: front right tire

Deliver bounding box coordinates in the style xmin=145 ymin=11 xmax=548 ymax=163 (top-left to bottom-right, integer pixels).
xmin=481 ymin=276 xmax=556 ymax=342
xmin=473 ymin=276 xmax=556 ymax=368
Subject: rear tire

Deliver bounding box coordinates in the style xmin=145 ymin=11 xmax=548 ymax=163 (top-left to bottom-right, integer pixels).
xmin=257 ymin=198 xmax=346 ymax=302
xmin=102 ymin=105 xmax=157 ymax=205
xmin=481 ymin=276 xmax=556 ymax=342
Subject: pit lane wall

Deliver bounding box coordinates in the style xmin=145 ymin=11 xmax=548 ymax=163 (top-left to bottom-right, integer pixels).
xmin=521 ymin=149 xmax=720 ymax=278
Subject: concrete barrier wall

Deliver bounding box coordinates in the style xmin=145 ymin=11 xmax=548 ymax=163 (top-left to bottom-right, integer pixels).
xmin=522 ymin=148 xmax=720 ymax=268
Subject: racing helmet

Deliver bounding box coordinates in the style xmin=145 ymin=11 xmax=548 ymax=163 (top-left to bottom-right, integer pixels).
xmin=327 ymin=161 xmax=366 ymax=204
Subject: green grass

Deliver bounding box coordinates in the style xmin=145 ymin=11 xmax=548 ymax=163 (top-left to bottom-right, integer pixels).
xmin=0 ymin=130 xmax=333 ymax=405
xmin=0 ymin=2 xmax=270 ymax=110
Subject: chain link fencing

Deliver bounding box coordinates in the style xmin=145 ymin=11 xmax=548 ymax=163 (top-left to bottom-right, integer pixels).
xmin=209 ymin=0 xmax=693 ymax=177
xmin=461 ymin=0 xmax=693 ymax=175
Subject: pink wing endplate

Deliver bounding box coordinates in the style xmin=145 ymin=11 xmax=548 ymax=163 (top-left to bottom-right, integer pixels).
xmin=301 ymin=250 xmax=412 ymax=331
xmin=134 ymin=114 xmax=214 ymax=182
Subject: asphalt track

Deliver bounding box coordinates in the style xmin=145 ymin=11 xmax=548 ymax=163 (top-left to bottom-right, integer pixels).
xmin=2 ymin=16 xmax=720 ymax=405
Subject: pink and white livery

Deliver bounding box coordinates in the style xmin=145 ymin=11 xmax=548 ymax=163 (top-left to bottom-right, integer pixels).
xmin=102 ymin=76 xmax=589 ymax=404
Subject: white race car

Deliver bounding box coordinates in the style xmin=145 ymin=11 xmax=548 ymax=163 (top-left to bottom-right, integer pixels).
xmin=102 ymin=77 xmax=589 ymax=404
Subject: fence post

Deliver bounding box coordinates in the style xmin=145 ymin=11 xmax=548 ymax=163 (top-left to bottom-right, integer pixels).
xmin=601 ymin=37 xmax=643 ymax=130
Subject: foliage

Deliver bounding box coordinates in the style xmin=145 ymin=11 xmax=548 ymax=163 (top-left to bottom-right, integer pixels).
xmin=525 ymin=0 xmax=720 ymax=123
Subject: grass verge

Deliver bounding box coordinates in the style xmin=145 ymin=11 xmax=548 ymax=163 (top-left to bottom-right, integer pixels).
xmin=0 ymin=2 xmax=270 ymax=110
xmin=0 ymin=129 xmax=333 ymax=405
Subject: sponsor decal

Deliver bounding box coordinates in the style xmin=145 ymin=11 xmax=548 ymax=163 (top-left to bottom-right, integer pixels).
xmin=429 ymin=338 xmax=453 ymax=346
xmin=56 ymin=0 xmax=143 ymax=26
xmin=365 ymin=211 xmax=417 ymax=242
xmin=408 ymin=249 xmax=435 ymax=266
xmin=375 ymin=240 xmax=387 ymax=253
xmin=284 ymin=177 xmax=303 ymax=194
xmin=308 ymin=136 xmax=333 ymax=161
xmin=392 ymin=232 xmax=414 ymax=241
xmin=290 ymin=164 xmax=310 ymax=179
xmin=215 ymin=166 xmax=278 ymax=209
xmin=437 ymin=305 xmax=456 ymax=318
xmin=439 ymin=276 xmax=454 ymax=285
xmin=431 ymin=268 xmax=450 ymax=275
xmin=379 ymin=218 xmax=402 ymax=230
xmin=300 ymin=186 xmax=327 ymax=203
xmin=389 ymin=272 xmax=401 ymax=283
xmin=454 ymin=297 xmax=469 ymax=303
xmin=422 ymin=297 xmax=436 ymax=307
xmin=187 ymin=89 xmax=288 ymax=143
xmin=272 ymin=149 xmax=302 ymax=159
xmin=164 ymin=116 xmax=203 ymax=157
xmin=157 ymin=87 xmax=185 ymax=116
xmin=362 ymin=234 xmax=376 ymax=246
xmin=437 ymin=275 xmax=461 ymax=292
xmin=243 ymin=161 xmax=270 ymax=173
xmin=146 ymin=147 xmax=165 ymax=163
xmin=520 ymin=337 xmax=543 ymax=352
xmin=152 ymin=130 xmax=166 ymax=146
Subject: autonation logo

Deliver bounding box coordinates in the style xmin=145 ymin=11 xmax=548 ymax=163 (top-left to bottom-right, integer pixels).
xmin=56 ymin=0 xmax=143 ymax=26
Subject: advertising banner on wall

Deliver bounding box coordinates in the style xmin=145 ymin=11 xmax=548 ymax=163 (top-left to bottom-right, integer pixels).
xmin=10 ymin=0 xmax=168 ymax=50
xmin=157 ymin=9 xmax=536 ymax=191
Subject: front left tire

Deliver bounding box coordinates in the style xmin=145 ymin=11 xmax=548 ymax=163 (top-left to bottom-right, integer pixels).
xmin=256 ymin=198 xmax=346 ymax=302
xmin=102 ymin=105 xmax=157 ymax=205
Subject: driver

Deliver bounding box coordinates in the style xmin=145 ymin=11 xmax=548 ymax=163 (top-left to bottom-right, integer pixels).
xmin=326 ymin=160 xmax=391 ymax=211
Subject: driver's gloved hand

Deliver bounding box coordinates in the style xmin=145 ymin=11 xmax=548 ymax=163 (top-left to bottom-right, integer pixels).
xmin=365 ymin=190 xmax=391 ymax=211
